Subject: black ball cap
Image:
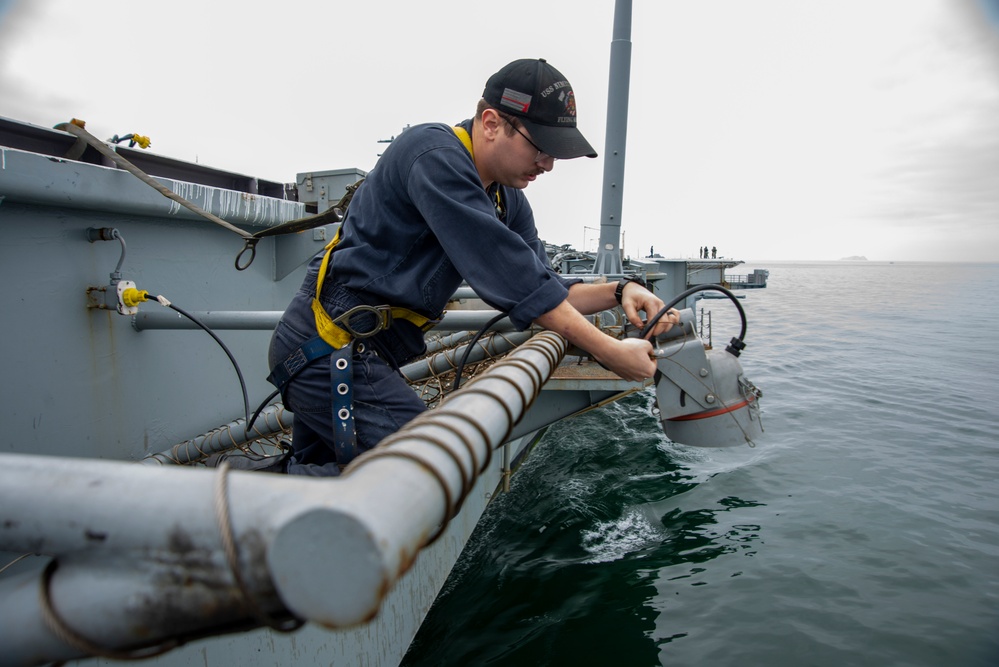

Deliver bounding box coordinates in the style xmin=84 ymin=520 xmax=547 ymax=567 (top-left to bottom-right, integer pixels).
xmin=482 ymin=58 xmax=598 ymax=160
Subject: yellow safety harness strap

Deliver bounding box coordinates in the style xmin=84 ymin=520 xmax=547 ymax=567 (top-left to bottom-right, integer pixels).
xmin=453 ymin=125 xmax=474 ymax=157
xmin=311 ymin=223 xmax=437 ymax=350
xmin=311 ymin=227 xmax=352 ymax=349
xmin=452 ymin=125 xmax=504 ymax=220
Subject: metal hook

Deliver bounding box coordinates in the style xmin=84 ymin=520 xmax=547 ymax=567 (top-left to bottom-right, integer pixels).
xmin=235 ymin=238 xmax=258 ymax=271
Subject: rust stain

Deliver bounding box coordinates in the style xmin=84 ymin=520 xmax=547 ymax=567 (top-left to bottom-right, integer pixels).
xmin=378 ymin=572 xmax=392 ymax=601
xmin=395 ymin=541 xmax=422 ymax=580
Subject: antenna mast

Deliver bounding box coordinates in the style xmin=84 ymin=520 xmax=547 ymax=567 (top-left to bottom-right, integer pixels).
xmin=592 ymin=0 xmax=632 ymax=275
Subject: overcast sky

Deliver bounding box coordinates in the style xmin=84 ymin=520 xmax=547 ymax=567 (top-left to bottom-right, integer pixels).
xmin=2 ymin=0 xmax=998 ymax=262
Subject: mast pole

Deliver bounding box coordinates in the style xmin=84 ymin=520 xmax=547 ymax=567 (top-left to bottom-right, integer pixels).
xmin=592 ymin=0 xmax=632 ymax=275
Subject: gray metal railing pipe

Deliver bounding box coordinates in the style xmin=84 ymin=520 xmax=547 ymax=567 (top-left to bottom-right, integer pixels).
xmin=140 ymin=402 xmax=292 ymax=466
xmin=131 ymin=308 xmax=517 ymax=332
xmin=433 ymin=310 xmax=515 ymax=332
xmin=0 ymin=331 xmax=567 ymax=665
xmin=423 ymin=331 xmax=472 ymax=355
xmin=399 ymin=331 xmax=532 ymax=383
xmin=452 ymin=276 xmax=605 ymax=302
xmin=132 ymin=309 xmax=284 ymax=331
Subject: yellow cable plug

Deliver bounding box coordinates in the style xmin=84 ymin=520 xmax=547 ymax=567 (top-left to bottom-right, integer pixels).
xmin=121 ymin=286 xmax=150 ymax=308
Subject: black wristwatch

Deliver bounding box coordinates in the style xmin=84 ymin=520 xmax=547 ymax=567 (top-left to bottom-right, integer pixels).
xmin=614 ymin=274 xmax=648 ymax=304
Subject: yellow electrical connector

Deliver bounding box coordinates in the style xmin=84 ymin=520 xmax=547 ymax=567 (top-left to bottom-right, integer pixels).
xmin=131 ymin=134 xmax=151 ymax=149
xmin=121 ymin=286 xmax=150 ymax=308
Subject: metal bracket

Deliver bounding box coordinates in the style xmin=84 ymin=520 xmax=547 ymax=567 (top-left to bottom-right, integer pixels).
xmin=652 ymin=326 xmax=716 ymax=410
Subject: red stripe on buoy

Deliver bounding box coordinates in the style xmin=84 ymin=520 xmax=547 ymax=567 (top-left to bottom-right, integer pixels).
xmin=667 ymin=398 xmax=752 ymax=422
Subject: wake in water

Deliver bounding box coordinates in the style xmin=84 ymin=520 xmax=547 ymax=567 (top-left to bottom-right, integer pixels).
xmin=580 ymin=507 xmax=668 ymax=565
xmin=404 ymin=388 xmax=770 ymax=666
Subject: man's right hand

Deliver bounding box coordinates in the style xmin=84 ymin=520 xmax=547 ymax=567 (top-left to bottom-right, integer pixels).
xmin=594 ymin=337 xmax=657 ymax=382
xmin=535 ymin=299 xmax=658 ymax=383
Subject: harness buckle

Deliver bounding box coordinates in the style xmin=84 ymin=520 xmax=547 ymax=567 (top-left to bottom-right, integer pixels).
xmin=332 ymin=304 xmax=393 ymax=339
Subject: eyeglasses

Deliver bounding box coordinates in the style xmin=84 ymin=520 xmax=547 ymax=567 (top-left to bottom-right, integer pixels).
xmin=503 ymin=118 xmax=556 ymax=164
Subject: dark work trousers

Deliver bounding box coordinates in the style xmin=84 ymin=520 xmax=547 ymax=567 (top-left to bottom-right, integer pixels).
xmin=268 ymin=280 xmax=427 ymax=477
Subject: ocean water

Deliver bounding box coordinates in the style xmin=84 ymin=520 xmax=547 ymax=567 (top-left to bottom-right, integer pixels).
xmin=402 ymin=261 xmax=999 ymax=667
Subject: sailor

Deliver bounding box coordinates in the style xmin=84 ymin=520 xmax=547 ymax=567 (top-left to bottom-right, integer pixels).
xmin=267 ymin=58 xmax=679 ymax=476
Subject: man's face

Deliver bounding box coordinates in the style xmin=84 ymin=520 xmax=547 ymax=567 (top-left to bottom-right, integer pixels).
xmin=495 ymin=119 xmax=555 ymax=189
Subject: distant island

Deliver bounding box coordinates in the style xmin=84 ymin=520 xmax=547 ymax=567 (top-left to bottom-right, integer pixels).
xmin=841 ymin=256 xmax=868 ymax=261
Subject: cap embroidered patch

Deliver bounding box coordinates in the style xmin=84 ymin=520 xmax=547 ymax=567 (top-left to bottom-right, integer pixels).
xmin=500 ymin=88 xmax=532 ymax=113
xmin=562 ymin=91 xmax=577 ymax=121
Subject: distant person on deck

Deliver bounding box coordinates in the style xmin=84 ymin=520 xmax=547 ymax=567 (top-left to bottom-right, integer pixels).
xmin=259 ymin=58 xmax=680 ymax=476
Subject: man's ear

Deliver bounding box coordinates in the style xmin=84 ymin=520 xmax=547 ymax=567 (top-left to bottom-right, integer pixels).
xmin=480 ymin=108 xmax=503 ymax=140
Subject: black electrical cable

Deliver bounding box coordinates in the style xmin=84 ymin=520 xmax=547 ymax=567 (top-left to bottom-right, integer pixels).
xmin=247 ymin=388 xmax=282 ymax=435
xmin=451 ymin=311 xmax=510 ymax=392
xmin=640 ymin=283 xmax=748 ymax=341
xmin=165 ymin=302 xmax=251 ymax=425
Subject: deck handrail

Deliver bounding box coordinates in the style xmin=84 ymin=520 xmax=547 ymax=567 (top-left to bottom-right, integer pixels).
xmin=0 ymin=332 xmax=567 ymax=666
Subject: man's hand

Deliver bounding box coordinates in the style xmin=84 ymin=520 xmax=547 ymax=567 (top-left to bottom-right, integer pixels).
xmin=620 ymin=282 xmax=680 ymax=338
xmin=593 ymin=337 xmax=657 ymax=382
xmin=534 ymin=289 xmax=678 ymax=383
